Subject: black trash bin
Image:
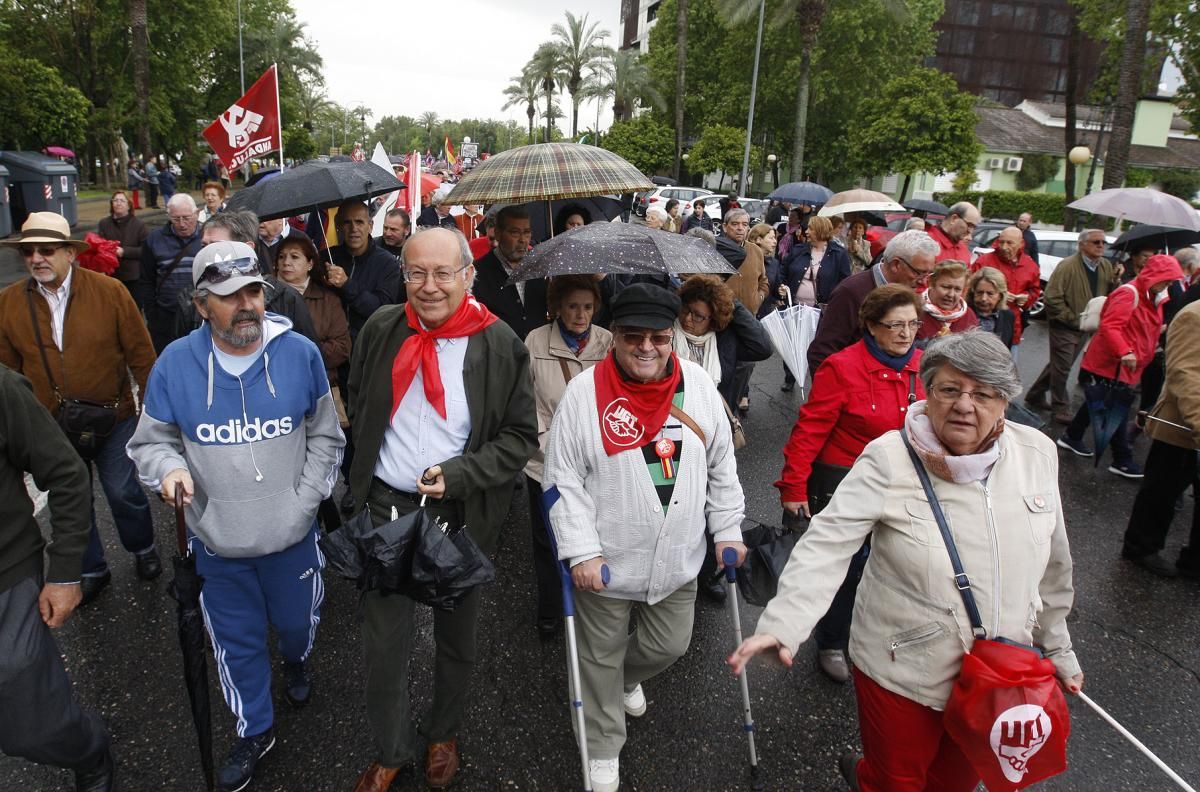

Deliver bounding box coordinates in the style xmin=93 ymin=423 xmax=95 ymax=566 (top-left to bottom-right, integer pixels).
xmin=0 ymin=151 xmax=78 ymax=228
xmin=0 ymin=165 xmax=11 ymax=239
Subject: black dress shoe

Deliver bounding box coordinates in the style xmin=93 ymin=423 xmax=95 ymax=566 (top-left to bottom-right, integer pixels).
xmin=75 ymin=747 xmax=114 ymax=792
xmin=699 ymin=577 xmax=727 ymax=604
xmin=135 ymin=549 xmax=162 ymax=580
xmin=79 ymin=571 xmax=112 ymax=606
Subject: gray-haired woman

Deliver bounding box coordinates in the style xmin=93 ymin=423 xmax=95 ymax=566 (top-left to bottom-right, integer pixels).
xmin=729 ymin=330 xmax=1083 ymax=791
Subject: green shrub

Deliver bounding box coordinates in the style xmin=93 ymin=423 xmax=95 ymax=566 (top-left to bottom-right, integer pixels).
xmin=1014 ymin=153 xmax=1059 ymax=191
xmin=934 ymin=190 xmax=1066 ymax=223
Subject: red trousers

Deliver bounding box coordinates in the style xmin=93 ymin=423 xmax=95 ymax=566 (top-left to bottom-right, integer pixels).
xmin=130 ymin=188 xmax=140 ymax=210
xmin=852 ymin=668 xmax=980 ymax=792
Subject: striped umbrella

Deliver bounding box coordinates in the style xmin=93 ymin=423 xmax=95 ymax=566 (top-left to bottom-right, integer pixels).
xmin=443 ymin=142 xmax=654 ymax=204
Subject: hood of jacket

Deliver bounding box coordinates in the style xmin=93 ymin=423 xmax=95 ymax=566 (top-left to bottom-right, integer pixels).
xmin=185 ymin=312 xmax=293 ymax=408
xmin=1134 ymin=253 xmax=1184 ymax=299
xmin=716 ymin=235 xmax=747 ymax=267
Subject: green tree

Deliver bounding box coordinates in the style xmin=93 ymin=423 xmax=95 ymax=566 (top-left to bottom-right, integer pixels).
xmin=550 ymin=11 xmax=612 ymax=137
xmin=418 ymin=111 xmax=440 ymax=149
xmin=282 ymin=126 xmax=317 ymax=161
xmin=0 ymin=53 xmax=89 ymax=151
xmin=503 ymin=72 xmax=541 ymax=145
xmin=1014 ymin=153 xmax=1060 ymax=191
xmin=674 ymin=0 xmax=688 ymax=180
xmin=592 ymin=48 xmax=663 ymax=122
xmin=601 ymin=116 xmax=675 ymax=175
xmin=688 ymin=124 xmax=760 ymax=191
xmin=848 ymin=69 xmax=983 ymax=199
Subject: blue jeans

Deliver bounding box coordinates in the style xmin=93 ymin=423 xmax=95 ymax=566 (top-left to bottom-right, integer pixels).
xmin=81 ymin=416 xmax=156 ymax=576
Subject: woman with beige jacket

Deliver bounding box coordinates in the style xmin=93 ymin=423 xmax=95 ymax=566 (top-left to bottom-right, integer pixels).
xmin=729 ymin=330 xmax=1084 ymax=792
xmin=525 ymin=275 xmax=614 ymax=637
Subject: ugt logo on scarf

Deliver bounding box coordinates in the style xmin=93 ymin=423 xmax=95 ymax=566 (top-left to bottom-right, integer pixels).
xmin=989 ymin=704 xmax=1052 ymax=783
xmin=602 ymin=398 xmax=644 ymax=449
xmin=202 ymin=65 xmax=281 ymax=171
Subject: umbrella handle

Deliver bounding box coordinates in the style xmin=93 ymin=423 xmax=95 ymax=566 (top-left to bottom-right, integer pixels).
xmin=174 ymin=488 xmax=188 ymax=556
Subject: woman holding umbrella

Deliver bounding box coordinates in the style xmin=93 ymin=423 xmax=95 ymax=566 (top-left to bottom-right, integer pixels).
xmin=524 ymin=275 xmax=613 ymax=636
xmin=1056 ymin=254 xmax=1184 ymax=478
xmin=775 ymin=285 xmax=925 ymax=683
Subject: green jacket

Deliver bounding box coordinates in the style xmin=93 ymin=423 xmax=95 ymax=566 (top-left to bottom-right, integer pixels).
xmin=0 ymin=366 xmax=91 ymax=593
xmin=1043 ymin=253 xmax=1116 ymax=329
xmin=346 ymin=305 xmax=538 ymax=555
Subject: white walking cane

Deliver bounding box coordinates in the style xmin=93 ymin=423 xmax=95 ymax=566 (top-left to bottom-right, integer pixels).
xmin=1077 ymin=693 xmax=1198 ymax=792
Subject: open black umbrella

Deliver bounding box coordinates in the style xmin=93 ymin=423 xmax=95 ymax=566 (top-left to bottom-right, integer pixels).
xmin=902 ymin=198 xmax=950 ymax=216
xmin=169 ymin=490 xmax=214 ymax=791
xmin=506 ymin=221 xmax=737 ymax=284
xmin=485 ymin=196 xmax=624 ymax=244
xmin=1111 ymin=224 xmax=1200 ymax=253
xmin=224 ymin=160 xmax=402 ymax=220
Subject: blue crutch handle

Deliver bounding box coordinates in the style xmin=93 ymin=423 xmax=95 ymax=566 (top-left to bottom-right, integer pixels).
xmin=601 ymin=565 xmax=611 ymax=585
xmin=722 ymin=547 xmax=738 ymax=583
xmin=541 ymin=486 xmax=610 ymax=619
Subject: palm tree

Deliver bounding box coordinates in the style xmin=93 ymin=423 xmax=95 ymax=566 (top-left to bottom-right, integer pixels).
xmin=1101 ymin=0 xmax=1151 ymax=188
xmin=593 ymin=49 xmax=664 ymax=123
xmin=550 ymin=11 xmax=613 ymax=138
xmin=674 ymin=0 xmax=688 ymax=180
xmin=418 ymin=111 xmax=439 ymax=150
xmin=297 ymin=79 xmax=333 ymax=132
xmin=525 ymin=43 xmax=567 ymax=142
xmin=721 ymin=0 xmax=906 ymax=181
xmin=502 ymin=72 xmax=541 ymax=144
xmin=244 ymin=12 xmax=324 ymax=89
xmin=129 ymin=0 xmax=150 ymax=157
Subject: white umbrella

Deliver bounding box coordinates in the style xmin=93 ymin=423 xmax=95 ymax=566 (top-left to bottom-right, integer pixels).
xmin=1069 ymin=187 xmax=1200 ymax=231
xmin=818 ymin=188 xmax=905 ymax=218
xmin=760 ymin=292 xmax=822 ymax=395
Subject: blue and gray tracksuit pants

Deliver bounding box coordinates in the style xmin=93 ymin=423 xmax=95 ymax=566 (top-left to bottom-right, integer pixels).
xmin=194 ymin=526 xmax=324 ymax=737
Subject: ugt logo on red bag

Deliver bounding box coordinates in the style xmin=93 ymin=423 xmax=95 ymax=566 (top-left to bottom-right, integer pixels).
xmin=990 ymin=704 xmax=1053 ymax=783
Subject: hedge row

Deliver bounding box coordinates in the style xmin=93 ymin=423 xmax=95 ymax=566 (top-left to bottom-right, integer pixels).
xmin=933 ymin=190 xmax=1066 ymax=224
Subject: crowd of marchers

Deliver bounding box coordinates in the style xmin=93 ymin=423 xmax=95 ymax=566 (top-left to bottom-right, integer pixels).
xmin=0 ymin=183 xmax=1197 ymax=792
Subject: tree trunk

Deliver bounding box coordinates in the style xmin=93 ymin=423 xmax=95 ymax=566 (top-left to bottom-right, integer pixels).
xmin=527 ymin=108 xmax=535 ymax=145
xmin=1063 ymin=8 xmax=1080 ymax=229
xmin=1101 ymin=0 xmax=1150 ymax=189
xmin=673 ymin=0 xmax=688 ymax=181
xmin=790 ymin=48 xmax=812 ymax=182
xmin=899 ymin=174 xmax=912 ymax=202
xmin=129 ymin=0 xmax=151 ymax=160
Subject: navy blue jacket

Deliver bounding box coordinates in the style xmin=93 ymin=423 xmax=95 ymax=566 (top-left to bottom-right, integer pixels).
xmin=327 ymin=238 xmax=401 ymax=338
xmin=782 ymin=242 xmax=852 ymax=306
xmin=140 ymin=224 xmax=203 ymax=312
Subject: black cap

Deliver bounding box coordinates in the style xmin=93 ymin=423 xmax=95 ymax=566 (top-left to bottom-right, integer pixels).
xmin=609 ymin=283 xmax=681 ymax=330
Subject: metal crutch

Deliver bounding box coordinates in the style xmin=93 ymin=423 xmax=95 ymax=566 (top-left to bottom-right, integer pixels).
xmin=541 ymin=485 xmax=609 ymax=791
xmin=720 ymin=546 xmax=765 ymax=790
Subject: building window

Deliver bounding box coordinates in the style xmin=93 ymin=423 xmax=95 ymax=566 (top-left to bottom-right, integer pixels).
xmin=647 ymin=1 xmax=660 ymax=22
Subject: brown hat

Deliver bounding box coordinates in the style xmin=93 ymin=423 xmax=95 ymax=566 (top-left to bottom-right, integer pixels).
xmin=1 ymin=212 xmax=89 ymax=251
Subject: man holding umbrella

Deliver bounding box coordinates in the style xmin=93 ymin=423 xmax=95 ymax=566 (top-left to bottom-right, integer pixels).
xmin=128 ymin=240 xmax=345 ymax=792
xmin=543 ymin=284 xmax=746 ymax=792
xmin=346 ymin=228 xmax=537 ymax=791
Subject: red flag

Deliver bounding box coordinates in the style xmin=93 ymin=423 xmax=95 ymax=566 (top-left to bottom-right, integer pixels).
xmin=406 ymin=151 xmax=421 ymax=219
xmin=202 ymin=65 xmax=282 ymax=171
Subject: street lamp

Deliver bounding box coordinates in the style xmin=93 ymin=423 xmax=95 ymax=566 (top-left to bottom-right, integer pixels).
xmin=767 ymin=153 xmax=778 ymax=192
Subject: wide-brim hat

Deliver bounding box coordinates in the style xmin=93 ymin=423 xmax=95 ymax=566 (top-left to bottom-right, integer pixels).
xmin=192 ymin=240 xmax=270 ymax=296
xmin=1 ymin=212 xmax=89 ymax=251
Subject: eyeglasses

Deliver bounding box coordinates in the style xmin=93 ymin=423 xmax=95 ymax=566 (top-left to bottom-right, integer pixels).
xmin=198 ymin=256 xmax=260 ymax=286
xmin=876 ymin=319 xmax=921 ymax=333
xmin=929 ymin=384 xmax=1002 ymax=407
xmin=20 ymin=244 xmax=66 ymax=258
xmin=684 ymin=309 xmax=711 ymax=324
xmin=1083 ymin=239 xmax=1106 ymax=246
xmin=618 ymin=330 xmax=674 ymax=347
xmin=896 ymin=257 xmax=934 ymax=281
xmin=403 ymin=263 xmax=469 ymax=285
xmin=169 ymin=212 xmax=197 ymax=224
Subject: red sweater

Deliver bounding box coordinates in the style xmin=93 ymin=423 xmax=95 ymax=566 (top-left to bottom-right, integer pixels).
xmin=972 ymin=250 xmax=1041 ymax=345
xmin=775 ymin=340 xmax=924 ymax=501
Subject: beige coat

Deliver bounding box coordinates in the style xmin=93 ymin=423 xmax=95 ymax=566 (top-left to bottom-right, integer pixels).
xmin=756 ymin=423 xmax=1080 ymax=710
xmin=725 ymin=242 xmax=769 ymax=315
xmin=1147 ymin=300 xmax=1200 ymax=450
xmin=524 ymin=322 xmax=613 ymax=481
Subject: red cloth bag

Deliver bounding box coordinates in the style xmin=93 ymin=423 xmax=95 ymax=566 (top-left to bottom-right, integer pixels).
xmin=944 ymin=639 xmax=1070 ymax=790
xmin=76 ymin=232 xmax=120 ymax=275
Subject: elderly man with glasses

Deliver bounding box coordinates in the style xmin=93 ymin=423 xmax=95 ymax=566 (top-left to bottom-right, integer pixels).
xmin=927 ymin=201 xmax=981 ymax=263
xmin=140 ymin=193 xmax=204 ymax=352
xmin=807 ymin=229 xmax=941 ymax=374
xmin=1026 ymin=229 xmax=1118 ymax=424
xmin=346 ymin=227 xmax=537 ymax=792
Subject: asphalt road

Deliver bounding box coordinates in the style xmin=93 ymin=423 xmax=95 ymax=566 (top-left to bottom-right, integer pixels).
xmin=2 ymin=321 xmax=1198 ymax=792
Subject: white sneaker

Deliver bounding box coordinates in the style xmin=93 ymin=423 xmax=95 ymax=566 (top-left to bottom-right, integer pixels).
xmin=589 ymin=757 xmax=620 ymax=792
xmin=623 ymin=684 xmax=647 ymax=717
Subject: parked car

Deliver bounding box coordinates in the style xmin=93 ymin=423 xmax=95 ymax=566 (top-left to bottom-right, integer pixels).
xmin=707 ymin=197 xmax=767 ymax=226
xmin=634 ymin=186 xmax=714 ymax=218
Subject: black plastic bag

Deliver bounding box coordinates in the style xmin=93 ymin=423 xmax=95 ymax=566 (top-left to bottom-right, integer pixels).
xmin=737 ymin=520 xmax=802 ymax=608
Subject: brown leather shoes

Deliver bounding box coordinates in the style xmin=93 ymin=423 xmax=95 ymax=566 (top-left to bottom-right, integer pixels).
xmin=353 ymin=761 xmax=411 ymax=792
xmin=424 ymin=740 xmax=460 ymax=789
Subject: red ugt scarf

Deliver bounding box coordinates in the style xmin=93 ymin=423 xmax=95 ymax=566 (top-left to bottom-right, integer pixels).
xmin=390 ymin=295 xmax=498 ymax=420
xmin=593 ymin=351 xmax=682 ymax=456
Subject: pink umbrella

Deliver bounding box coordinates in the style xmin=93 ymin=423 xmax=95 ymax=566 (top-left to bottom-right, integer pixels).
xmin=44 ymin=146 xmax=76 ymax=159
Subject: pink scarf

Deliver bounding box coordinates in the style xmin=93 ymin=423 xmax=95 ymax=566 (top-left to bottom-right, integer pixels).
xmin=922 ymin=291 xmax=969 ymax=324
xmin=903 ymin=401 xmax=1002 ymax=483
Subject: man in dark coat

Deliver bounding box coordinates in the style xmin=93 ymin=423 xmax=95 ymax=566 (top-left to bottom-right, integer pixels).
xmin=140 ymin=193 xmax=203 ymax=353
xmin=470 ymin=204 xmax=548 ymax=340
xmin=1015 ymin=212 xmax=1040 ymax=265
xmin=346 ymin=228 xmax=537 ymax=792
xmin=326 ymin=200 xmax=402 ymax=339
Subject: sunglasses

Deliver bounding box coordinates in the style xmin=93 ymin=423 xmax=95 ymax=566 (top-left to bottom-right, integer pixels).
xmin=618 ymin=330 xmax=674 ymax=347
xmin=198 ymin=256 xmax=260 ymax=286
xmin=20 ymin=244 xmax=67 ymax=258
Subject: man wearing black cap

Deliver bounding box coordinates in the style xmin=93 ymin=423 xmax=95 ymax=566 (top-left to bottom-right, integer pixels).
xmin=543 ymin=283 xmax=746 ymax=792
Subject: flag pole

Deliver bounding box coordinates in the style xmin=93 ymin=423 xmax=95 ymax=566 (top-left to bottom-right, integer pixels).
xmin=273 ymin=64 xmax=284 ymax=173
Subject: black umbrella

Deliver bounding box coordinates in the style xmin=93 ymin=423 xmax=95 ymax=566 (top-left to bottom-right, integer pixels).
xmin=320 ymin=498 xmax=494 ymax=611
xmin=485 ymin=196 xmax=625 ymax=244
xmin=1111 ymin=224 xmax=1200 ymax=253
xmin=169 ymin=490 xmax=214 ymax=791
xmin=506 ymin=221 xmax=738 ymax=284
xmin=902 ymin=198 xmax=950 ymax=216
xmin=224 ymin=160 xmax=402 ymax=220
xmin=767 ymin=181 xmax=833 ymax=206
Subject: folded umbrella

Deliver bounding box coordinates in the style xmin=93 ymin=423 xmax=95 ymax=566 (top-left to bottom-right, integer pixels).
xmin=224 ymin=160 xmax=402 ymax=221
xmin=767 ymin=181 xmax=833 ymax=206
xmin=760 ymin=291 xmax=822 ymax=396
xmin=505 ymin=221 xmax=737 ymax=284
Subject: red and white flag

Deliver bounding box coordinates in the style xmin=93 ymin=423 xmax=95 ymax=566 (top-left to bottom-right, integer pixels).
xmin=406 ymin=151 xmax=421 ymax=219
xmin=203 ymin=65 xmax=282 ymax=171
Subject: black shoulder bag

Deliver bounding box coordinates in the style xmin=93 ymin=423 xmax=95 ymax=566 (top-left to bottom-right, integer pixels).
xmin=27 ymin=288 xmax=121 ymax=459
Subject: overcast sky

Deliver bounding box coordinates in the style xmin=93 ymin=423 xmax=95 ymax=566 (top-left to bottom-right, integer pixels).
xmin=290 ymin=0 xmax=624 ymax=136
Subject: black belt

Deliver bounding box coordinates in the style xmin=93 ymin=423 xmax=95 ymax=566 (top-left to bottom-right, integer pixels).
xmin=370 ymin=476 xmax=423 ymax=505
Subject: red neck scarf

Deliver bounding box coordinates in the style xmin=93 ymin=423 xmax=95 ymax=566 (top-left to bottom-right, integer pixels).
xmin=390 ymin=295 xmax=498 ymax=420
xmin=593 ymin=351 xmax=682 ymax=456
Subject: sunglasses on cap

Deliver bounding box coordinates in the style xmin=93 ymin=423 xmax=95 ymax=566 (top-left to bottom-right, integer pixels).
xmin=198 ymin=256 xmax=260 ymax=286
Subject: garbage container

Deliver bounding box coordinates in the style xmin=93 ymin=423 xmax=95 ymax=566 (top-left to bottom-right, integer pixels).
xmin=0 ymin=151 xmax=78 ymax=228
xmin=0 ymin=165 xmax=11 ymax=239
